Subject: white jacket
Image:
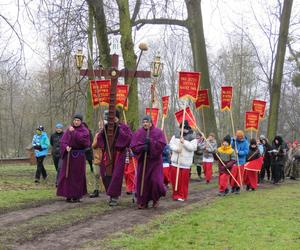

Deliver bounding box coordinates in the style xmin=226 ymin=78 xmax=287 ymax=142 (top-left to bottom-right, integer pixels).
xmin=169 ymin=135 xmax=198 ymax=169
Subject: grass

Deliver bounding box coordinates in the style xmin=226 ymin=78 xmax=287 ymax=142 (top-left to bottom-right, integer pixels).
xmin=88 ymin=182 xmax=300 ymax=250
xmin=0 ymin=164 xmax=96 ymax=212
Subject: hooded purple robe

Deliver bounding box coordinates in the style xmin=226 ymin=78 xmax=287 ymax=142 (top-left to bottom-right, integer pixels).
xmin=97 ymin=123 xmax=132 ymax=198
xmin=130 ymin=126 xmax=166 ymax=206
xmin=57 ymin=124 xmax=90 ymax=199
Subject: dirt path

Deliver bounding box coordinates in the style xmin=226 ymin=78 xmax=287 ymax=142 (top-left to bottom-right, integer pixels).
xmin=13 ymin=185 xmax=218 ymax=250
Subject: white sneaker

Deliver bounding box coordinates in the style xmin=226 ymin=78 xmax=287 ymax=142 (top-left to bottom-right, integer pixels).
xmin=177 ymin=198 xmax=185 ymax=202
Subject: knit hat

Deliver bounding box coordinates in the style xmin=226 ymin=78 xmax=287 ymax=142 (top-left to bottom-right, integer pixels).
xmin=142 ymin=115 xmax=152 ymax=122
xmin=55 ymin=123 xmax=63 ymax=129
xmin=293 ymin=140 xmax=299 ymax=145
xmin=223 ymin=135 xmax=231 ymax=145
xmin=259 ymin=134 xmax=266 ymax=140
xmin=250 ymin=138 xmax=257 ymax=145
xmin=73 ymin=113 xmax=83 ymax=121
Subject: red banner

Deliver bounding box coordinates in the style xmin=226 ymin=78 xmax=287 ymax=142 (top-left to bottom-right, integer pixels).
xmin=90 ymin=80 xmax=111 ymax=107
xmin=221 ymin=86 xmax=233 ymax=111
xmin=245 ymin=111 xmax=260 ymax=131
xmin=145 ymin=107 xmax=159 ymax=127
xmin=195 ymin=89 xmax=210 ymax=109
xmin=162 ymin=96 xmax=169 ymax=117
xmin=244 ymin=156 xmax=264 ymax=172
xmin=116 ymin=85 xmax=128 ymax=109
xmin=178 ymin=71 xmax=201 ymax=101
xmin=252 ymin=99 xmax=267 ymax=119
xmin=174 ymin=106 xmax=197 ymax=129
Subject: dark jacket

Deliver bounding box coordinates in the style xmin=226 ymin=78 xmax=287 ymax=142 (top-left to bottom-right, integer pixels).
xmin=247 ymin=147 xmax=261 ymax=162
xmin=50 ymin=132 xmax=64 ymax=158
xmin=270 ymin=136 xmax=285 ymax=165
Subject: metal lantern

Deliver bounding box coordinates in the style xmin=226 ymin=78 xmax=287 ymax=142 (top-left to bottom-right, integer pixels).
xmin=75 ymin=49 xmax=84 ymax=70
xmin=151 ymin=53 xmax=163 ymax=78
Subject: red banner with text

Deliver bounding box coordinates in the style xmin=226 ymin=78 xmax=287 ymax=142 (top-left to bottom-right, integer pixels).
xmin=162 ymin=96 xmax=169 ymax=118
xmin=195 ymin=89 xmax=210 ymax=109
xmin=116 ymin=85 xmax=129 ymax=109
xmin=90 ymin=80 xmax=111 ymax=108
xmin=178 ymin=71 xmax=201 ymax=101
xmin=145 ymin=107 xmax=159 ymax=127
xmin=174 ymin=106 xmax=197 ymax=129
xmin=252 ymin=99 xmax=267 ymax=119
xmin=245 ymin=111 xmax=260 ymax=131
xmin=221 ymin=86 xmax=233 ymax=111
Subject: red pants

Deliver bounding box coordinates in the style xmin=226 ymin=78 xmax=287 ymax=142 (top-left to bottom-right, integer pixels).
xmin=230 ymin=165 xmax=244 ymax=188
xmin=170 ymin=165 xmax=190 ymax=200
xmin=163 ymin=167 xmax=170 ymax=185
xmin=244 ymin=170 xmax=258 ymax=189
xmin=124 ymin=158 xmax=137 ymax=193
xmin=219 ymin=173 xmax=230 ymax=192
xmin=203 ymin=162 xmax=213 ymax=182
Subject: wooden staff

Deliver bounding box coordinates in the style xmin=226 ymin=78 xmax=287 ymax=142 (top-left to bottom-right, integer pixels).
xmin=66 ymin=150 xmax=71 ymax=178
xmin=175 ymin=101 xmax=187 ymax=191
xmin=185 ymin=111 xmax=240 ymax=187
xmin=229 ymin=110 xmax=243 ymax=189
xmin=122 ymin=109 xmax=127 ymax=125
xmin=201 ymin=108 xmax=206 ymax=136
xmin=161 ymin=116 xmax=165 ymax=130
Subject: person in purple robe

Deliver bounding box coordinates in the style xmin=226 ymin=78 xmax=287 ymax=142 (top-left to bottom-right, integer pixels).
xmin=130 ymin=115 xmax=166 ymax=209
xmin=57 ymin=113 xmax=90 ymax=202
xmin=97 ymin=110 xmax=132 ymax=206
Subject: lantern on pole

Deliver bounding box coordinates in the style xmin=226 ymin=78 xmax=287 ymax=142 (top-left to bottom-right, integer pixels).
xmin=151 ymin=53 xmax=163 ymax=78
xmin=75 ymin=49 xmax=84 ymax=70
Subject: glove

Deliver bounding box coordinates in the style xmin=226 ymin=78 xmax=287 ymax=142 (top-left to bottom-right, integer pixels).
xmin=34 ymin=145 xmax=42 ymax=150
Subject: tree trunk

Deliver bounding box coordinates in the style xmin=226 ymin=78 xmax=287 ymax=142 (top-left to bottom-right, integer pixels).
xmin=267 ymin=0 xmax=293 ymax=140
xmin=116 ymin=0 xmax=139 ymax=130
xmin=86 ymin=5 xmax=94 ymax=128
xmin=185 ymin=0 xmax=218 ymax=140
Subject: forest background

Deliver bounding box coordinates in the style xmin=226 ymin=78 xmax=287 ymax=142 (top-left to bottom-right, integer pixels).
xmin=0 ymin=0 xmax=299 ymax=158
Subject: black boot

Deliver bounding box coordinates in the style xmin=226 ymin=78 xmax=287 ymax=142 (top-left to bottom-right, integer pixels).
xmin=89 ymin=190 xmax=99 ymax=198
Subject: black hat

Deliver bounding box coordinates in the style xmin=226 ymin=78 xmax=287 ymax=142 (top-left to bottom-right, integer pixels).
xmin=223 ymin=135 xmax=231 ymax=145
xmin=73 ymin=113 xmax=83 ymax=121
xmin=250 ymin=138 xmax=257 ymax=145
xmin=142 ymin=115 xmax=152 ymax=122
xmin=36 ymin=125 xmax=44 ymax=131
xmin=180 ymin=120 xmax=191 ymax=130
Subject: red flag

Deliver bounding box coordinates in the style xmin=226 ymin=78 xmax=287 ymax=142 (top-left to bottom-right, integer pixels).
xmin=90 ymin=80 xmax=111 ymax=108
xmin=244 ymin=157 xmax=264 ymax=172
xmin=145 ymin=107 xmax=159 ymax=127
xmin=178 ymin=71 xmax=201 ymax=101
xmin=162 ymin=96 xmax=169 ymax=118
xmin=221 ymin=86 xmax=233 ymax=111
xmin=195 ymin=89 xmax=210 ymax=109
xmin=174 ymin=107 xmax=197 ymax=129
xmin=116 ymin=84 xmax=129 ymax=109
xmin=252 ymin=99 xmax=267 ymax=119
xmin=245 ymin=111 xmax=260 ymax=131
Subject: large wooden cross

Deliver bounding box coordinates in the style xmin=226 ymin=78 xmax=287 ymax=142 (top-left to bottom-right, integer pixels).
xmin=80 ymin=54 xmax=151 ymax=176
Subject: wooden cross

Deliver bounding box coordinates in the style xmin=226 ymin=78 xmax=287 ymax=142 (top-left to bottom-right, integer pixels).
xmin=80 ymin=54 xmax=151 ymax=176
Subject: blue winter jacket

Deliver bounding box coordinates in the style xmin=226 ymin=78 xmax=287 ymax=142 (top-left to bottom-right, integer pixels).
xmin=231 ymin=137 xmax=249 ymax=165
xmin=162 ymin=144 xmax=171 ymax=164
xmin=32 ymin=132 xmax=50 ymax=158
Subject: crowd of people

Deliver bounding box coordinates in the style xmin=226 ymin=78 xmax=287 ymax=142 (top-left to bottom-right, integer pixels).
xmin=31 ymin=112 xmax=300 ymax=208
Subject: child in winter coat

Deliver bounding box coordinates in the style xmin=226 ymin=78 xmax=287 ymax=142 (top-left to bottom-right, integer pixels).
xmin=215 ymin=135 xmax=236 ymax=196
xmin=201 ymin=132 xmax=217 ymax=183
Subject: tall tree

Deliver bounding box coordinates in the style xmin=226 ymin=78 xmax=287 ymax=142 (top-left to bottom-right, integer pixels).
xmin=267 ymin=0 xmax=294 ymax=140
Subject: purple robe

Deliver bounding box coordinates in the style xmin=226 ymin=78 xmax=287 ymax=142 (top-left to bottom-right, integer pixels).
xmin=57 ymin=124 xmax=90 ymax=199
xmin=130 ymin=126 xmax=166 ymax=206
xmin=97 ymin=123 xmax=132 ymax=198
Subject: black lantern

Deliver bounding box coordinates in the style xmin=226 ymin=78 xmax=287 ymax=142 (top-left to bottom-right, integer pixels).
xmin=151 ymin=53 xmax=163 ymax=78
xmin=75 ymin=49 xmax=84 ymax=70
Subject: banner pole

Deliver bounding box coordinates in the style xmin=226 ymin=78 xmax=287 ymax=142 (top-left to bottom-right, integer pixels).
xmin=201 ymin=107 xmax=206 ymax=136
xmin=229 ymin=110 xmax=243 ymax=190
xmin=161 ymin=116 xmax=165 ymax=130
xmin=175 ymin=101 xmax=187 ymax=191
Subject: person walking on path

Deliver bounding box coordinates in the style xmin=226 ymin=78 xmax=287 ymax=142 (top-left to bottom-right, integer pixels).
xmin=57 ymin=113 xmax=90 ymax=202
xmin=32 ymin=125 xmax=50 ymax=183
